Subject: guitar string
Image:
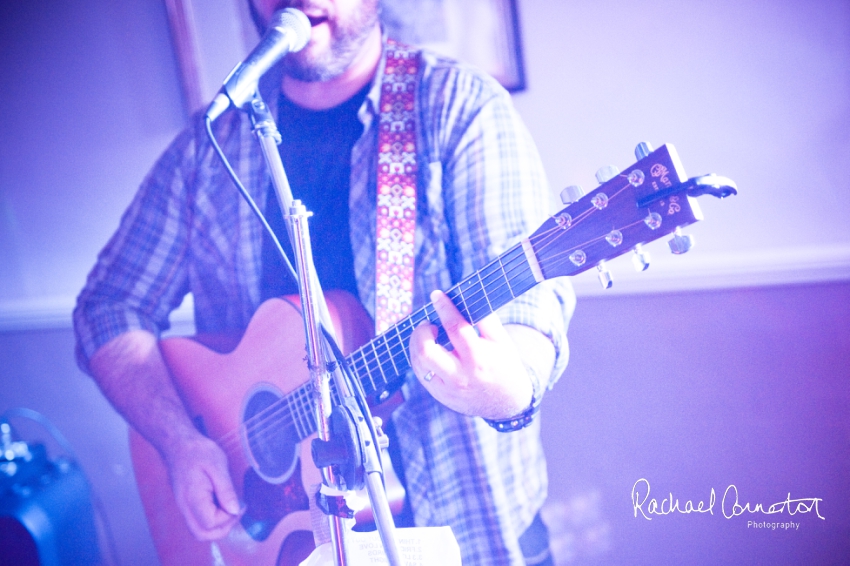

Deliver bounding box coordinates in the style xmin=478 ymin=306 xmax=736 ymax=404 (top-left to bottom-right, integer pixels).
xmin=213 ymin=250 xmax=533 ymax=452
xmin=214 ymin=264 xmax=507 ymax=449
xmin=215 ymin=209 xmax=619 ymax=452
xmin=216 ymin=222 xmax=573 ymax=451
xmin=213 ymin=194 xmax=626 ymax=451
xmin=214 ymin=182 xmax=643 ymax=450
xmin=212 ymin=187 xmax=606 ymax=451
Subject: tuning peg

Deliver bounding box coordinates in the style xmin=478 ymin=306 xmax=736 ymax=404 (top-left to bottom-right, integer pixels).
xmin=560 ymin=185 xmax=584 ymax=205
xmin=668 ymin=227 xmax=695 ymax=254
xmin=635 ymin=142 xmax=654 ymax=160
xmin=595 ymin=165 xmax=620 ymax=184
xmin=632 ymin=244 xmax=651 ymax=271
xmin=597 ymin=260 xmax=613 ymax=289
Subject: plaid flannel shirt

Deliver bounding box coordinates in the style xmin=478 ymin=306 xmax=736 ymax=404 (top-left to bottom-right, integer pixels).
xmin=74 ymin=42 xmax=575 ymax=565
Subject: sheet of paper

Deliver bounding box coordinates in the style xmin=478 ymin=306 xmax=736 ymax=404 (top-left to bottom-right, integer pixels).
xmin=300 ymin=526 xmax=462 ymax=566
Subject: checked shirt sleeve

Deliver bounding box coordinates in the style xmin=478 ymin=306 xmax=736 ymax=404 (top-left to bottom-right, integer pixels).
xmin=72 ymin=128 xmax=197 ymax=374
xmin=441 ymin=81 xmax=576 ymax=394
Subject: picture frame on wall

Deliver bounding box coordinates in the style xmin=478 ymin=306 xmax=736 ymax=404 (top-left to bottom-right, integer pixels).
xmin=164 ymin=0 xmax=527 ymax=116
xmin=380 ymin=0 xmax=527 ymax=92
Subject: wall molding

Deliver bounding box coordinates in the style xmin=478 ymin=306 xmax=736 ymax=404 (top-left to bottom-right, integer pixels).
xmin=569 ymin=243 xmax=850 ymax=297
xmin=0 ymin=296 xmax=196 ymax=333
xmin=2 ymin=244 xmax=849 ymax=332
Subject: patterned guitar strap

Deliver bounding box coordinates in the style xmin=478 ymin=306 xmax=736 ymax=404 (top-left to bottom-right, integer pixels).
xmin=375 ymin=40 xmax=421 ymax=334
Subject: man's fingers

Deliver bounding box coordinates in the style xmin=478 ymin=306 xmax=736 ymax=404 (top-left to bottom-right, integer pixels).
xmin=209 ymin=464 xmax=242 ymax=516
xmin=430 ymin=290 xmax=479 ymax=356
xmin=410 ymin=319 xmax=457 ymax=382
xmin=475 ymin=311 xmax=510 ymax=342
xmin=180 ymin=471 xmax=240 ymax=540
xmin=170 ymin=438 xmax=242 ymax=540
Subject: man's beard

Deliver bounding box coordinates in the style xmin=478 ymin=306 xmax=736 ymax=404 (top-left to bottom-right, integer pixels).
xmin=285 ymin=8 xmax=378 ymax=81
xmin=250 ymin=1 xmax=379 ymax=83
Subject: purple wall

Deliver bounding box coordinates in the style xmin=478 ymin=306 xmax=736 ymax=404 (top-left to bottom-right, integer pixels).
xmin=1 ymin=0 xmax=849 ymax=564
xmin=2 ymin=282 xmax=847 ymax=564
xmin=541 ymin=281 xmax=850 ymax=564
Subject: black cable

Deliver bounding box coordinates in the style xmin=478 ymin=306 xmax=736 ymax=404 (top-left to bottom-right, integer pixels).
xmin=204 ymin=115 xmax=300 ymax=286
xmin=204 ymin=114 xmax=383 ymax=481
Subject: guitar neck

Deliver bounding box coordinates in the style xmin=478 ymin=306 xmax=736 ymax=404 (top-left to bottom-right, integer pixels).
xmin=345 ymin=243 xmax=539 ymax=403
xmin=285 ymin=143 xmax=736 ymax=435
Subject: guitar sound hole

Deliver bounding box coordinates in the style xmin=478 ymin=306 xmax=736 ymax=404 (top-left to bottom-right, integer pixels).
xmin=243 ymin=387 xmax=299 ymax=482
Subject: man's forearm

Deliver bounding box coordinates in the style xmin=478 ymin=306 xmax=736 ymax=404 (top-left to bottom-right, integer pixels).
xmin=88 ymin=329 xmax=202 ymax=462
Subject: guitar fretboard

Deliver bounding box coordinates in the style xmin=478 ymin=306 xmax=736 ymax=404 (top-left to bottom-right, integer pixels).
xmin=279 ymin=242 xmax=538 ymax=442
xmin=348 ymin=242 xmax=538 ymax=401
xmin=259 ymin=144 xmax=721 ymax=445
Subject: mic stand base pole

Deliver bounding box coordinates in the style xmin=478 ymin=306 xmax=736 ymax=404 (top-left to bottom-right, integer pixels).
xmin=251 ymin=95 xmax=351 ymax=566
xmin=249 ymin=92 xmax=402 ymax=566
xmin=363 ymin=446 xmax=403 ymax=564
xmin=290 ymin=202 xmax=350 ymax=566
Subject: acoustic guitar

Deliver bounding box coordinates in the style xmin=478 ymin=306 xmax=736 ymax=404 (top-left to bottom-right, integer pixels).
xmin=129 ymin=144 xmax=736 ymax=565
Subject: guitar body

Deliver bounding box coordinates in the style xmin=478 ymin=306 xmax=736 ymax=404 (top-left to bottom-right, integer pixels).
xmin=126 ymin=143 xmax=735 ymax=566
xmin=130 ymin=291 xmax=377 ymax=566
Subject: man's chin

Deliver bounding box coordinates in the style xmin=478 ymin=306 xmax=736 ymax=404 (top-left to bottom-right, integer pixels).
xmin=282 ymin=57 xmax=347 ymax=83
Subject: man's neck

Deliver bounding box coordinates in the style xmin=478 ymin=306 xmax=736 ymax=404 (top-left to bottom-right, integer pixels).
xmin=282 ymin=25 xmax=383 ymax=111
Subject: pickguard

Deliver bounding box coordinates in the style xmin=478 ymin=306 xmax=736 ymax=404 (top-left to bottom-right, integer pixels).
xmin=241 ymin=458 xmax=309 ymax=541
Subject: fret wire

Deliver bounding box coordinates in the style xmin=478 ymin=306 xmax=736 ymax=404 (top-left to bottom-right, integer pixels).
xmin=351 ymin=350 xmax=368 ymax=382
xmin=476 ymin=252 xmax=517 ymax=308
xmin=353 ymin=349 xmax=376 ymax=396
xmin=359 ymin=349 xmax=378 ymax=394
xmin=450 ymin=284 xmax=472 ymax=321
xmin=292 ymin=388 xmax=306 ymax=440
xmin=283 ymin=392 xmax=301 ymax=440
xmin=379 ymin=333 xmax=401 ymax=378
xmin=369 ymin=339 xmax=390 ymax=387
xmin=466 ymin=250 xmax=532 ymax=321
xmin=424 ymin=303 xmax=439 ymax=323
xmin=303 ymin=388 xmax=314 ymax=438
xmin=345 ymin=346 xmax=374 ymax=397
xmin=299 ymin=386 xmax=315 ymax=437
xmin=292 ymin=387 xmax=307 ymax=440
xmin=388 ymin=318 xmax=414 ymax=374
xmin=411 ymin=305 xmax=431 ymax=326
xmin=475 ymin=269 xmax=494 ymax=314
xmin=393 ymin=322 xmax=412 ymax=366
xmin=454 ymin=282 xmax=483 ymax=323
xmin=364 ymin=349 xmax=382 ymax=395
xmin=292 ymin=389 xmax=305 ymax=440
xmin=336 ymin=243 xmax=538 ymax=403
xmin=477 ymin=268 xmax=506 ymax=306
xmin=499 ymin=255 xmax=518 ymax=298
xmin=459 ymin=277 xmax=485 ymax=319
xmin=389 ymin=328 xmax=412 ymax=365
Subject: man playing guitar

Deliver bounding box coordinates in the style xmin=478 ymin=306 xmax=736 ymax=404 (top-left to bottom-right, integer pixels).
xmin=74 ymin=1 xmax=574 ymax=564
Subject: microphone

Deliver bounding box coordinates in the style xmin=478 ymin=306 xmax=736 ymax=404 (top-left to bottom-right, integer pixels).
xmin=205 ymin=8 xmax=311 ymax=121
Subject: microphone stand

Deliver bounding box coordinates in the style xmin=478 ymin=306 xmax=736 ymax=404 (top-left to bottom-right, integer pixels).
xmin=247 ymin=93 xmax=403 ymax=566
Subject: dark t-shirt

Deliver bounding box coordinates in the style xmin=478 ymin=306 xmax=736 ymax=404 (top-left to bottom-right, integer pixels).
xmin=260 ymin=84 xmax=370 ymax=300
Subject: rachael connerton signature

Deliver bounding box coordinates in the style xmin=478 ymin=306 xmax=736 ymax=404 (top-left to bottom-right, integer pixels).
xmin=631 ymin=478 xmax=825 ymax=521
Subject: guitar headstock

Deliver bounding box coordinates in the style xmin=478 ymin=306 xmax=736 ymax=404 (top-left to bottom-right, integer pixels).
xmin=526 ymin=143 xmax=736 ymax=287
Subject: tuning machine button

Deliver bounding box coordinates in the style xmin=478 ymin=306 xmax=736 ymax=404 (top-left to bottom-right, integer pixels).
xmin=635 ymin=142 xmax=654 ymax=160
xmin=668 ymin=227 xmax=695 ymax=254
xmin=632 ymin=244 xmax=651 ymax=271
xmin=595 ymin=165 xmax=620 ymax=184
xmin=597 ymin=260 xmax=613 ymax=289
xmin=560 ymin=185 xmax=584 ymax=205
